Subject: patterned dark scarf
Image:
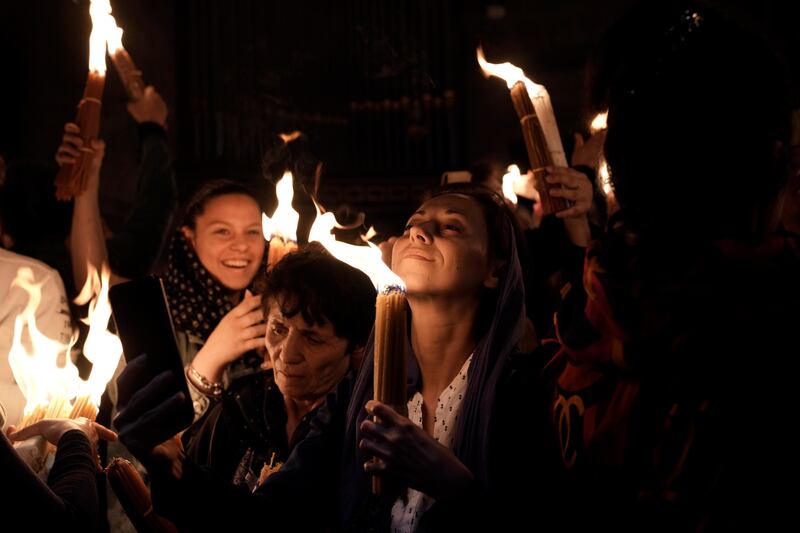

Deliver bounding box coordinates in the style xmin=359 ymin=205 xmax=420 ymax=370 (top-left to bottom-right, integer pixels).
xmin=162 ymin=230 xmax=235 ymax=341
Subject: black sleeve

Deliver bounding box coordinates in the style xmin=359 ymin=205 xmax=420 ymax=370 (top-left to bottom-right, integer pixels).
xmin=523 ymin=216 xmax=588 ymax=338
xmin=107 ymin=122 xmax=178 ymax=279
xmin=3 ymin=429 xmax=99 ymax=529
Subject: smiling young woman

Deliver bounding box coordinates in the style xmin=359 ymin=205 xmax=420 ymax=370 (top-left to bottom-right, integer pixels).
xmin=166 ymin=180 xmax=268 ymax=418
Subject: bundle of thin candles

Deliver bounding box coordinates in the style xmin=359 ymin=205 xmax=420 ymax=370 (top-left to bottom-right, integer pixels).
xmin=372 ymin=286 xmax=407 ymax=495
xmin=54 ymin=71 xmax=105 ymax=200
xmin=509 ymin=81 xmax=568 ymax=215
xmin=107 ymin=457 xmax=179 ymax=532
xmin=68 ymin=394 xmax=99 ymax=421
xmin=109 ymin=47 xmax=145 ymax=101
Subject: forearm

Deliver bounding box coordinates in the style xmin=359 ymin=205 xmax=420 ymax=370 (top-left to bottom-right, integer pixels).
xmin=70 ymin=184 xmax=110 ymax=290
xmin=3 ymin=430 xmax=98 ymax=528
xmin=190 ymin=347 xmax=226 ymax=384
xmin=563 ymin=216 xmax=591 ymax=248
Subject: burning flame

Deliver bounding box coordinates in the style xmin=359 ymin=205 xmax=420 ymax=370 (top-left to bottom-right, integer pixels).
xmin=476 ymin=46 xmax=544 ymax=98
xmin=74 ymin=264 xmax=123 ymax=406
xmin=8 ymin=268 xmax=78 ymax=417
xmin=7 ymin=263 xmax=123 ymax=421
xmin=88 ymin=0 xmax=125 ymax=72
xmin=279 ymin=131 xmax=302 ymax=144
xmin=502 ymin=164 xmax=522 ymax=205
xmin=599 ymin=160 xmax=612 ymax=195
xmin=590 ymin=111 xmax=608 ymax=133
xmin=262 ymin=171 xmax=301 ymax=243
xmin=309 ymin=205 xmax=405 ymax=293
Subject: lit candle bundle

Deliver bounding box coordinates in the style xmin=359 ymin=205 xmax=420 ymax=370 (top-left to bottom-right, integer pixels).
xmin=9 ymin=263 xmax=122 ymax=471
xmin=372 ymin=286 xmax=407 ymax=494
xmin=308 ymin=208 xmax=407 ymax=495
xmin=103 ymin=3 xmax=145 ymax=101
xmin=477 ymin=47 xmax=569 ymax=215
xmin=262 ymin=171 xmax=300 ymax=269
xmin=54 ymin=1 xmax=111 ymax=200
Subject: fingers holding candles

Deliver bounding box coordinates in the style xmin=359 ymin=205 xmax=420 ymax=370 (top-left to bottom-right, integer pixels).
xmin=544 ymin=167 xmax=593 ymax=219
xmin=359 ymin=400 xmax=474 ymax=501
xmin=55 ymin=123 xmax=83 ymax=167
xmin=8 ymin=417 xmax=115 ymax=446
xmin=55 ymin=123 xmax=106 ymax=190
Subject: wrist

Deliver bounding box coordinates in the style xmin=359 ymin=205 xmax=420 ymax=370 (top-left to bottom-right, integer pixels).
xmin=192 ymin=347 xmax=227 ymax=381
xmin=186 ymin=364 xmax=223 ymax=398
xmin=563 ymin=217 xmax=591 ymax=247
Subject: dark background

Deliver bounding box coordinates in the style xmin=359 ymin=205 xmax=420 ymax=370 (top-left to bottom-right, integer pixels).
xmin=1 ymin=0 xmax=797 ymax=236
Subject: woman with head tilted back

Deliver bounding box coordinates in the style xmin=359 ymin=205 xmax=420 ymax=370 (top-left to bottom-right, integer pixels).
xmin=544 ymin=3 xmax=800 ymax=530
xmin=115 ymin=179 xmax=592 ymax=530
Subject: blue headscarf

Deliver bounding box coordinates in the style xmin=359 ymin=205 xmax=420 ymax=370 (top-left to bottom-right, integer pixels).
xmin=340 ymin=191 xmax=527 ymax=521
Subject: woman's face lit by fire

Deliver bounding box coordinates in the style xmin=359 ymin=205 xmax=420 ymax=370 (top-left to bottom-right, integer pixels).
xmin=181 ymin=193 xmax=265 ymax=292
xmin=392 ymin=194 xmax=499 ymax=299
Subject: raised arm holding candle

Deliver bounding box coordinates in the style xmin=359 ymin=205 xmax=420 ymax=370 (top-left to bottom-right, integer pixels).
xmin=106 ymin=28 xmax=145 ymax=101
xmin=54 ymin=0 xmax=112 ymax=200
xmin=477 ymin=47 xmax=568 ymax=215
xmin=477 ymin=48 xmax=592 ymax=246
xmin=306 ymin=205 xmax=408 ymax=495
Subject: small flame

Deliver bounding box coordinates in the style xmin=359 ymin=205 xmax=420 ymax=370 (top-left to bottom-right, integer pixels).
xmin=75 ymin=264 xmax=123 ymax=406
xmin=599 ymin=160 xmax=612 ymax=195
xmin=501 ymin=164 xmax=522 ymax=204
xmin=476 ymin=46 xmax=544 ymax=98
xmin=279 ymin=131 xmax=302 ymax=144
xmin=309 ymin=205 xmax=405 ymax=293
xmin=262 ymin=171 xmax=300 ymax=243
xmin=8 ymin=268 xmax=79 ymax=417
xmin=590 ymin=111 xmax=608 ymax=133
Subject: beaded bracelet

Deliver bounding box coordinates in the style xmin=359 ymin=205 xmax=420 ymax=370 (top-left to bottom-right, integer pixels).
xmin=186 ymin=365 xmax=223 ymax=398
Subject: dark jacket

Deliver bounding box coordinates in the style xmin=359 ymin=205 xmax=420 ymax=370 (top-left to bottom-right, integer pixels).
xmin=183 ymin=370 xmax=321 ymax=491
xmin=546 ymin=232 xmax=800 ymax=531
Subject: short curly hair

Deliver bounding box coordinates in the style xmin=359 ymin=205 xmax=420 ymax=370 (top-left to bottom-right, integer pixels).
xmin=256 ymin=242 xmax=376 ymax=354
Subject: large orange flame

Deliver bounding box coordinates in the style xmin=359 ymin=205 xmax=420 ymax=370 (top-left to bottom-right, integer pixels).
xmin=476 ymin=46 xmax=543 ymax=97
xmin=476 ymin=46 xmax=568 ymax=168
xmin=8 ymin=268 xmax=78 ymax=418
xmin=309 ymin=205 xmax=405 ymax=293
xmin=74 ymin=264 xmax=123 ymax=406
